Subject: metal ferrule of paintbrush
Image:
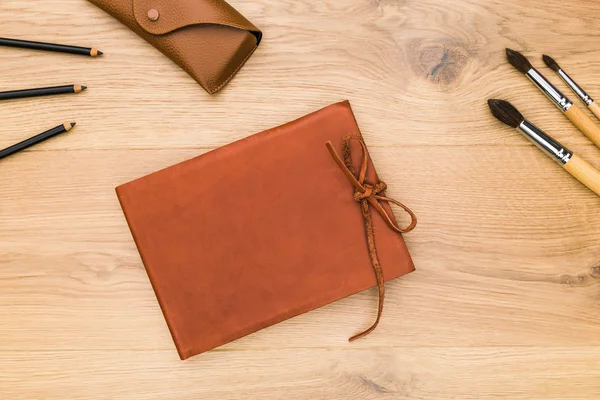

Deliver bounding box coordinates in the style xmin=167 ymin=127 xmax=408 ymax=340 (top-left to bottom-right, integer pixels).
xmin=489 ymin=99 xmax=600 ymax=197
xmin=525 ymin=68 xmax=573 ymax=112
xmin=543 ymin=55 xmax=595 ymax=106
xmin=555 ymin=68 xmax=594 ymax=106
xmin=542 ymin=55 xmax=600 ymax=124
xmin=517 ymin=119 xmax=573 ymax=164
xmin=506 ymin=49 xmax=600 ymax=149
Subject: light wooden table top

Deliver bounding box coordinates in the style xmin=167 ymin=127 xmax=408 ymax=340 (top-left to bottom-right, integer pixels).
xmin=2 ymin=0 xmax=600 ymax=399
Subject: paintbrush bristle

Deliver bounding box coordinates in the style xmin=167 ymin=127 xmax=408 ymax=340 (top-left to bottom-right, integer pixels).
xmin=506 ymin=48 xmax=533 ymax=74
xmin=542 ymin=55 xmax=561 ymax=72
xmin=488 ymin=99 xmax=525 ymax=129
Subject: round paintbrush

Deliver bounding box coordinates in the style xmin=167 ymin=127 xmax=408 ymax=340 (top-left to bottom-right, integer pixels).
xmin=543 ymin=55 xmax=600 ymax=121
xmin=506 ymin=49 xmax=600 ymax=150
xmin=488 ymin=99 xmax=600 ymax=197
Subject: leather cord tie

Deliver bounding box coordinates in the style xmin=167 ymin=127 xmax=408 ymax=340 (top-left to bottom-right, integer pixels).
xmin=325 ymin=137 xmax=417 ymax=342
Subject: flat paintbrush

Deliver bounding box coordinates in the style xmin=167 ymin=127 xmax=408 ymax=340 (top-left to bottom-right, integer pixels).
xmin=506 ymin=48 xmax=600 ymax=149
xmin=488 ymin=99 xmax=600 ymax=197
xmin=543 ymin=55 xmax=600 ymax=121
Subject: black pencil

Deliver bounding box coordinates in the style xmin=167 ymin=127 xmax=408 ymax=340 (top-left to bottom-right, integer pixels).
xmin=0 ymin=37 xmax=102 ymax=57
xmin=0 ymin=123 xmax=76 ymax=161
xmin=0 ymin=85 xmax=87 ymax=101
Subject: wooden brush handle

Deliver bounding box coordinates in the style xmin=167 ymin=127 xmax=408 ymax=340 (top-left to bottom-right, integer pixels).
xmin=588 ymin=101 xmax=600 ymax=121
xmin=563 ymin=154 xmax=600 ymax=196
xmin=563 ymin=104 xmax=600 ymax=148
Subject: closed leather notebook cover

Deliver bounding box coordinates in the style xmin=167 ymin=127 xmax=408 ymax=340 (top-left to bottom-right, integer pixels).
xmin=116 ymin=101 xmax=415 ymax=359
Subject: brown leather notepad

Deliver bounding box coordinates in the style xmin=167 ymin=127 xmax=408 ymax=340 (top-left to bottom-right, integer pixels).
xmin=116 ymin=101 xmax=416 ymax=359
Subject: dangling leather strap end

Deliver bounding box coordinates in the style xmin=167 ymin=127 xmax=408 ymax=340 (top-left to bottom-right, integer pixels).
xmin=326 ymin=137 xmax=416 ymax=342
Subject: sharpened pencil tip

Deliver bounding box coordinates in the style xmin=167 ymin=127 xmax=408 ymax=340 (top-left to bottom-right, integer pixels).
xmin=97 ymin=51 xmax=103 ymax=56
xmin=63 ymin=122 xmax=76 ymax=131
xmin=70 ymin=122 xmax=76 ymax=128
xmin=81 ymin=86 xmax=87 ymax=91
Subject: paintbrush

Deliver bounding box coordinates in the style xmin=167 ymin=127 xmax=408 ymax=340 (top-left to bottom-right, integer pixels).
xmin=506 ymin=48 xmax=600 ymax=149
xmin=488 ymin=99 xmax=600 ymax=197
xmin=543 ymin=55 xmax=600 ymax=121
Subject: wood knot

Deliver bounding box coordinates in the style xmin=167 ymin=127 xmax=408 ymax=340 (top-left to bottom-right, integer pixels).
xmin=407 ymin=40 xmax=470 ymax=87
xmin=561 ymin=275 xmax=572 ymax=285
xmin=359 ymin=376 xmax=394 ymax=394
xmin=560 ymin=271 xmax=598 ymax=287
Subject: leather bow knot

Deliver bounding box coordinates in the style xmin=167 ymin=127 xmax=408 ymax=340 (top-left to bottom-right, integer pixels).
xmin=354 ymin=181 xmax=387 ymax=202
xmin=326 ymin=138 xmax=417 ymax=236
xmin=325 ymin=136 xmax=417 ymax=342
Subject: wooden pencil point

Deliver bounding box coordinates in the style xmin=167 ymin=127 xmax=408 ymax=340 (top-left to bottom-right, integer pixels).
xmin=64 ymin=122 xmax=76 ymax=131
xmin=90 ymin=48 xmax=103 ymax=57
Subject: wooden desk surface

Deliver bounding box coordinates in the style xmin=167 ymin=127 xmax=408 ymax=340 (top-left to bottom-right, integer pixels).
xmin=2 ymin=0 xmax=599 ymax=398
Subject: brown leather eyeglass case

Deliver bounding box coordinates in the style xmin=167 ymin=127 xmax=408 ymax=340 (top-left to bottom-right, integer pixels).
xmin=88 ymin=0 xmax=262 ymax=94
xmin=116 ymin=101 xmax=416 ymax=359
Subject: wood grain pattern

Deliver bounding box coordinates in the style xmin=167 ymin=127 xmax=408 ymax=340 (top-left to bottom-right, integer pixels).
xmin=1 ymin=0 xmax=600 ymax=398
xmin=564 ymin=104 xmax=600 ymax=148
xmin=563 ymin=154 xmax=600 ymax=196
